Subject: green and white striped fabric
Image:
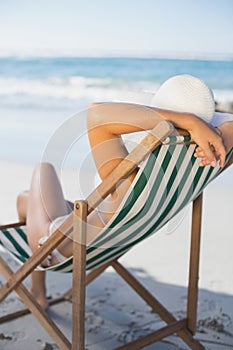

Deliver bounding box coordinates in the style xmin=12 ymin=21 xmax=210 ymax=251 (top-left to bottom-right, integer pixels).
xmin=1 ymin=135 xmax=232 ymax=273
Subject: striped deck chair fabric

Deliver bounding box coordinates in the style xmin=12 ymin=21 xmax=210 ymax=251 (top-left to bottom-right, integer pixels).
xmin=1 ymin=134 xmax=232 ymax=274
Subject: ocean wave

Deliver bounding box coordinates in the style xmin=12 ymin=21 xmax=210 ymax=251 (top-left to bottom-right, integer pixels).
xmin=0 ymin=76 xmax=160 ymax=109
xmin=214 ymin=89 xmax=233 ymax=103
xmin=0 ymin=76 xmax=117 ymax=99
xmin=0 ymin=76 xmax=232 ymax=109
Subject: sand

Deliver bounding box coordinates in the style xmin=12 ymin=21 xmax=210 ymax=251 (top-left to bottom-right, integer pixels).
xmin=0 ymin=160 xmax=233 ymax=350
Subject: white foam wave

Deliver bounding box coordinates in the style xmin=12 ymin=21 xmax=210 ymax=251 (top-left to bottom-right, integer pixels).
xmin=0 ymin=77 xmax=232 ymax=108
xmin=0 ymin=76 xmax=158 ymax=102
xmin=214 ymin=89 xmax=233 ymax=103
xmin=0 ymin=76 xmax=112 ymax=100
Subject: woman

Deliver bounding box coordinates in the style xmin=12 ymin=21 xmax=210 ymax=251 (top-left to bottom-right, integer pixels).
xmin=17 ymin=68 xmax=233 ymax=311
xmin=17 ymin=101 xmax=233 ymax=309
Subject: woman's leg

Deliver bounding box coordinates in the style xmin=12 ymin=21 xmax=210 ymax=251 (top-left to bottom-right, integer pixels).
xmin=17 ymin=162 xmax=71 ymax=309
xmin=17 ymin=191 xmax=29 ymax=222
xmin=26 ymin=162 xmax=70 ymax=252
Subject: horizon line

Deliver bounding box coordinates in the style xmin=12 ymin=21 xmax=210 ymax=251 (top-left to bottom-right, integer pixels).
xmin=0 ymin=49 xmax=233 ymax=61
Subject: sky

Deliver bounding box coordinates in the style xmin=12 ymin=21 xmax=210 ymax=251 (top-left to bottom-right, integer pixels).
xmin=0 ymin=0 xmax=233 ymax=58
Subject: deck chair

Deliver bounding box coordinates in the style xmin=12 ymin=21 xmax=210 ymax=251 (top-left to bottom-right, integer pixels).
xmin=0 ymin=119 xmax=233 ymax=350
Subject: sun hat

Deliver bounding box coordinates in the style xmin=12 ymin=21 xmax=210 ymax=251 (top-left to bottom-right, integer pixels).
xmin=150 ymin=74 xmax=215 ymax=123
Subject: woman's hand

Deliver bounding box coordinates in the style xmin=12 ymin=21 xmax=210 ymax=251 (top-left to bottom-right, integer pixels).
xmin=189 ymin=118 xmax=226 ymax=167
xmin=154 ymin=109 xmax=227 ymax=168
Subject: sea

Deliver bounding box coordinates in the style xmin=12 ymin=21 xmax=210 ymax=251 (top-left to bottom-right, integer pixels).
xmin=0 ymin=56 xmax=233 ymax=173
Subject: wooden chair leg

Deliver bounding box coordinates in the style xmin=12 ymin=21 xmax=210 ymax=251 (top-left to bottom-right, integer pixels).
xmin=72 ymin=200 xmax=88 ymax=350
xmin=111 ymin=261 xmax=205 ymax=349
xmin=187 ymin=193 xmax=203 ymax=334
xmin=0 ymin=256 xmax=71 ymax=350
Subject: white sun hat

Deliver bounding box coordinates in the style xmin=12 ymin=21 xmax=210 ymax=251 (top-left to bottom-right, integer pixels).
xmin=150 ymin=74 xmax=215 ymax=123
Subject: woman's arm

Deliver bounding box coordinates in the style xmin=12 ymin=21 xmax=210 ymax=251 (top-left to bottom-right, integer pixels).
xmin=87 ymin=102 xmax=226 ymax=179
xmin=87 ymin=102 xmax=167 ymax=179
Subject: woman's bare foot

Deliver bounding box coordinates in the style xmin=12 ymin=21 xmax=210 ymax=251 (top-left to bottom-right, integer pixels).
xmin=217 ymin=121 xmax=233 ymax=153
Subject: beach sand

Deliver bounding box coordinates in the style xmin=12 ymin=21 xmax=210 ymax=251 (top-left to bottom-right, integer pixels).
xmin=0 ymin=161 xmax=233 ymax=349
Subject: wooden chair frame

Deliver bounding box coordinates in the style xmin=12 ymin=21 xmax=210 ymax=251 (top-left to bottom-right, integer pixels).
xmin=0 ymin=121 xmax=232 ymax=350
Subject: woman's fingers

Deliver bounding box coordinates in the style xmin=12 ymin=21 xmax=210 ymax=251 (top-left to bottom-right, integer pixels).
xmin=194 ymin=139 xmax=226 ymax=167
xmin=194 ymin=148 xmax=205 ymax=158
xmin=202 ymin=142 xmax=218 ymax=167
xmin=213 ymin=144 xmax=226 ymax=167
xmin=194 ymin=144 xmax=215 ymax=166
